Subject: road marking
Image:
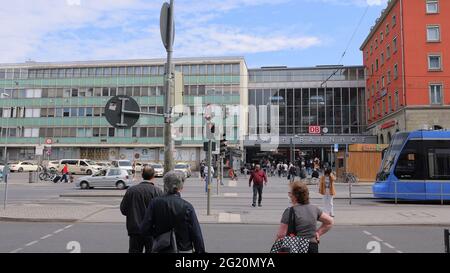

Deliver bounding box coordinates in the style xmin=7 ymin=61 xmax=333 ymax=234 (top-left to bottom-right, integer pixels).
xmin=372 ymin=236 xmax=383 ymax=242
xmin=64 ymin=225 xmax=73 ymax=229
xmin=10 ymin=248 xmax=23 ymax=253
xmin=40 ymin=234 xmax=53 ymax=240
xmin=396 ymin=250 xmax=403 ymax=253
xmin=25 ymin=241 xmax=38 ymax=247
xmin=218 ymin=213 xmax=241 ymax=223
xmin=54 ymin=228 xmax=65 ymax=234
xmin=228 ymin=181 xmax=237 ymax=187
xmin=383 ymin=242 xmax=395 ymax=249
xmin=363 ymin=230 xmax=372 ymax=236
xmin=224 ymin=193 xmax=238 ymax=197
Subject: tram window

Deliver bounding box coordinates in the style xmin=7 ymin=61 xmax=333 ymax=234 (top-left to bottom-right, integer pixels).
xmin=427 ymin=148 xmax=450 ymax=179
xmin=394 ymin=140 xmax=425 ymax=180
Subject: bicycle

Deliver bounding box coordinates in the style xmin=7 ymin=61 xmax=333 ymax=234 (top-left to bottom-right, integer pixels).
xmin=343 ymin=172 xmax=357 ymax=184
xmin=39 ymin=167 xmax=58 ymax=182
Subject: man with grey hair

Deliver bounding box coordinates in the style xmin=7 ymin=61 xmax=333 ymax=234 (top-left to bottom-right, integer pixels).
xmin=140 ymin=171 xmax=205 ymax=253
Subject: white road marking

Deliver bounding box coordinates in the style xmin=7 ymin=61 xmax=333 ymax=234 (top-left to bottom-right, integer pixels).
xmin=228 ymin=181 xmax=237 ymax=187
xmin=64 ymin=225 xmax=73 ymax=229
xmin=218 ymin=213 xmax=241 ymax=223
xmin=224 ymin=193 xmax=238 ymax=197
xmin=396 ymin=250 xmax=403 ymax=253
xmin=383 ymin=242 xmax=395 ymax=249
xmin=54 ymin=228 xmax=65 ymax=234
xmin=363 ymin=230 xmax=372 ymax=236
xmin=10 ymin=248 xmax=23 ymax=253
xmin=372 ymin=236 xmax=383 ymax=242
xmin=40 ymin=234 xmax=53 ymax=240
xmin=25 ymin=241 xmax=38 ymax=247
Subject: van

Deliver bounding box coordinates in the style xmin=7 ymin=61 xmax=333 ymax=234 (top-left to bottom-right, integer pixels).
xmin=59 ymin=159 xmax=103 ymax=175
xmin=111 ymin=160 xmax=133 ymax=172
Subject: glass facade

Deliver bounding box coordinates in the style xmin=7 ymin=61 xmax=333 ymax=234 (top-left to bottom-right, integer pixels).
xmin=248 ymin=66 xmax=366 ymax=135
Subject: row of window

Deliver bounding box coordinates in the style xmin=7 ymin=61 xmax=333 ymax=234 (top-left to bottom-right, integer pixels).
xmin=0 ymin=64 xmax=240 ymax=80
xmin=249 ymin=68 xmax=365 ymax=83
xmin=368 ymin=91 xmax=400 ymax=122
xmin=369 ymin=63 xmax=399 ymax=97
xmin=368 ymin=37 xmax=398 ymax=73
xmin=0 ymin=127 xmax=164 ymax=138
xmin=0 ymin=84 xmax=241 ymax=99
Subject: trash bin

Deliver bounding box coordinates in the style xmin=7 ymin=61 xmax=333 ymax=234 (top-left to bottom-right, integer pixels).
xmin=29 ymin=172 xmax=38 ymax=183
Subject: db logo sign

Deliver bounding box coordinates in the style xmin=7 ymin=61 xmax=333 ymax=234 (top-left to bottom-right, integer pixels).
xmin=309 ymin=126 xmax=321 ymax=135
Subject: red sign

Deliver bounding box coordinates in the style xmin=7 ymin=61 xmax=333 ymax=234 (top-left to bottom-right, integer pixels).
xmin=45 ymin=138 xmax=53 ymax=145
xmin=309 ymin=126 xmax=321 ymax=135
xmin=381 ymin=120 xmax=396 ymax=130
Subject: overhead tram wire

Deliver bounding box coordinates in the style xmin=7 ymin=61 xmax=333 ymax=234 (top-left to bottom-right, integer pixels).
xmin=320 ymin=5 xmax=370 ymax=88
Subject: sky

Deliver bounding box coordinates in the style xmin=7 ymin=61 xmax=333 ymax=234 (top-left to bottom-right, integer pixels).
xmin=0 ymin=0 xmax=389 ymax=68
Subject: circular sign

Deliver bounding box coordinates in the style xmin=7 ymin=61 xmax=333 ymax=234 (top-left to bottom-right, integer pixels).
xmin=323 ymin=127 xmax=329 ymax=134
xmin=45 ymin=138 xmax=53 ymax=145
xmin=105 ymin=96 xmax=140 ymax=129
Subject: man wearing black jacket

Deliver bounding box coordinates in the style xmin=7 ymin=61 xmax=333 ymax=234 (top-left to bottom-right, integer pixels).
xmin=140 ymin=171 xmax=205 ymax=253
xmin=120 ymin=166 xmax=163 ymax=253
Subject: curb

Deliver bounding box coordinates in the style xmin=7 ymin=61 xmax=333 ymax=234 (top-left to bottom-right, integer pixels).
xmin=0 ymin=217 xmax=78 ymax=223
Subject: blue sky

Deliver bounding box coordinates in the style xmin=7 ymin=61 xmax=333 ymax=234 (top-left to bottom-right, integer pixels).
xmin=0 ymin=0 xmax=388 ymax=68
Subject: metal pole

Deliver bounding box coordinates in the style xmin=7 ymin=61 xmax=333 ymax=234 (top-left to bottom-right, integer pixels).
xmin=290 ymin=137 xmax=294 ymax=163
xmin=3 ymin=175 xmax=8 ymax=210
xmin=207 ymin=139 xmax=212 ymax=216
xmin=445 ymin=229 xmax=449 ymax=254
xmin=216 ymin=156 xmax=220 ymax=196
xmin=163 ymin=0 xmax=175 ymax=174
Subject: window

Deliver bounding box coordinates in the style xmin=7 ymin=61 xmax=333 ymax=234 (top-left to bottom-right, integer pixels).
xmin=381 ymin=53 xmax=385 ymax=65
xmin=376 ymin=59 xmax=379 ymax=71
xmin=388 ymin=71 xmax=392 ymax=84
xmin=428 ymin=148 xmax=450 ymax=179
xmin=427 ymin=25 xmax=440 ymax=42
xmin=380 ymin=32 xmax=384 ymax=42
xmin=387 ymin=45 xmax=391 ymax=59
xmin=393 ymin=37 xmax=398 ymax=52
xmin=108 ymin=128 xmax=115 ymax=137
xmin=370 ymin=45 xmax=373 ymax=55
xmin=430 ymin=84 xmax=443 ymax=104
xmin=386 ymin=24 xmax=390 ymax=35
xmin=382 ymin=76 xmax=385 ymax=88
xmin=395 ymin=91 xmax=399 ymax=109
xmin=426 ymin=0 xmax=439 ymax=14
xmin=392 ymin=14 xmax=396 ymax=26
xmin=375 ymin=39 xmax=378 ymax=48
xmin=63 ymin=108 xmax=70 ymax=117
xmin=428 ymin=54 xmax=442 ymax=70
xmin=376 ymin=80 xmax=380 ymax=92
xmin=394 ymin=64 xmax=399 ymax=79
xmin=382 ymin=98 xmax=385 ymax=114
xmin=388 ymin=96 xmax=392 ymax=113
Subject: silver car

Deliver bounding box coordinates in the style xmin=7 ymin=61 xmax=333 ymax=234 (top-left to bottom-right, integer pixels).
xmin=75 ymin=168 xmax=133 ymax=190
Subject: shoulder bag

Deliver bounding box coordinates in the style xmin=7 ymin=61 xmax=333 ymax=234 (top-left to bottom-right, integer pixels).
xmin=270 ymin=207 xmax=310 ymax=253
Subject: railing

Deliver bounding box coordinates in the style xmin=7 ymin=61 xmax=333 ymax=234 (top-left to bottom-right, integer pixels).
xmin=348 ymin=179 xmax=450 ymax=205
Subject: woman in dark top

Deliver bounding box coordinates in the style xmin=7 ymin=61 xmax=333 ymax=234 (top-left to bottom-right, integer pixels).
xmin=275 ymin=181 xmax=334 ymax=253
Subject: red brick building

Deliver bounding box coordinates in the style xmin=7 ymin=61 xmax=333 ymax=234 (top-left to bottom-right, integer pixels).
xmin=361 ymin=0 xmax=450 ymax=144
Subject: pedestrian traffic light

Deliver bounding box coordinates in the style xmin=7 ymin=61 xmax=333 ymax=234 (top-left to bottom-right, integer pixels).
xmin=220 ymin=134 xmax=228 ymax=155
xmin=206 ymin=122 xmax=215 ymax=139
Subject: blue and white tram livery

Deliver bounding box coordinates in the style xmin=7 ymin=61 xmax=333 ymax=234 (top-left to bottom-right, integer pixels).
xmin=373 ymin=130 xmax=450 ymax=201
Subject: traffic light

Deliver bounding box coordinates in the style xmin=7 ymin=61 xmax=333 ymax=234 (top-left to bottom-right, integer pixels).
xmin=220 ymin=134 xmax=228 ymax=155
xmin=206 ymin=122 xmax=215 ymax=140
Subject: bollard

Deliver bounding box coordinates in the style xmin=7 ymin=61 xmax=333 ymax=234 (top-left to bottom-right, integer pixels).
xmin=445 ymin=229 xmax=449 ymax=254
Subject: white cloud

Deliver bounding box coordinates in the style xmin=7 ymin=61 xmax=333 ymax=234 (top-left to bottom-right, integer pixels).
xmin=0 ymin=0 xmax=322 ymax=63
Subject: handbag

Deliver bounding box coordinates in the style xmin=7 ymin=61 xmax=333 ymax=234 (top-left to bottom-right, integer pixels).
xmin=270 ymin=207 xmax=310 ymax=253
xmin=151 ymin=229 xmax=178 ymax=253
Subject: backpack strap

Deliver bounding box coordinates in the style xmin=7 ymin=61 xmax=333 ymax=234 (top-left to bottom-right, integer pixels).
xmin=286 ymin=207 xmax=297 ymax=236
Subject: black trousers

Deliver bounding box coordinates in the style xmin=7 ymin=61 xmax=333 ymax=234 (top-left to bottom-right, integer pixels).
xmin=252 ymin=184 xmax=263 ymax=205
xmin=129 ymin=235 xmax=153 ymax=253
xmin=308 ymin=242 xmax=319 ymax=253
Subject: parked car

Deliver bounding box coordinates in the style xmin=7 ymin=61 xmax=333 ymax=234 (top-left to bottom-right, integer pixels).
xmin=149 ymin=163 xmax=164 ymax=177
xmin=75 ymin=168 xmax=132 ymax=190
xmin=96 ymin=161 xmax=112 ymax=169
xmin=46 ymin=161 xmax=60 ymax=171
xmin=111 ymin=160 xmax=133 ymax=172
xmin=59 ymin=159 xmax=103 ymax=175
xmin=8 ymin=161 xmax=41 ymax=172
xmin=174 ymin=163 xmax=191 ymax=178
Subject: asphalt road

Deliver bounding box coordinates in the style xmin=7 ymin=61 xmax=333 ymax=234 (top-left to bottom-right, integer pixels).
xmin=0 ymin=222 xmax=446 ymax=253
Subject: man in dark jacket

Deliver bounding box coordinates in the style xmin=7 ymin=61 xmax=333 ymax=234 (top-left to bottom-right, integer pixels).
xmin=249 ymin=164 xmax=268 ymax=207
xmin=140 ymin=171 xmax=205 ymax=253
xmin=120 ymin=166 xmax=163 ymax=253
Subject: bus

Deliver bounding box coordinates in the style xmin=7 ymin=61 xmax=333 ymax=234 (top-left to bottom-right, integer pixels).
xmin=373 ymin=130 xmax=450 ymax=201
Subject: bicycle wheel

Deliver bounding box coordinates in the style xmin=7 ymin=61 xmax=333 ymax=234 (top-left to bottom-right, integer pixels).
xmin=39 ymin=172 xmax=49 ymax=181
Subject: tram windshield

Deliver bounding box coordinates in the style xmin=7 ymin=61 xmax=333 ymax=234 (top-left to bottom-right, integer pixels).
xmin=377 ymin=132 xmax=409 ymax=180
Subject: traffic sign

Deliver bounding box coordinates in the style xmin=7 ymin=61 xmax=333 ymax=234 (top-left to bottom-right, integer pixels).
xmin=105 ymin=96 xmax=140 ymax=128
xmin=45 ymin=138 xmax=53 ymax=145
xmin=36 ymin=145 xmax=44 ymax=156
xmin=160 ymin=2 xmax=175 ymax=50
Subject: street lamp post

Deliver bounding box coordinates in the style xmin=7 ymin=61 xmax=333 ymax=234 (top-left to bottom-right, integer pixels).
xmin=1 ymin=93 xmax=10 ymax=164
xmin=1 ymin=93 xmax=10 ymax=210
xmin=290 ymin=134 xmax=298 ymax=163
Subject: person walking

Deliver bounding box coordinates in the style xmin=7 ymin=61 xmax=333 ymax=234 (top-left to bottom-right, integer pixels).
xmin=275 ymin=181 xmax=334 ymax=253
xmin=288 ymin=163 xmax=297 ymax=183
xmin=120 ymin=166 xmax=163 ymax=253
xmin=140 ymin=171 xmax=205 ymax=253
xmin=249 ymin=164 xmax=268 ymax=207
xmin=319 ymin=169 xmax=336 ymax=217
xmin=59 ymin=163 xmax=69 ymax=183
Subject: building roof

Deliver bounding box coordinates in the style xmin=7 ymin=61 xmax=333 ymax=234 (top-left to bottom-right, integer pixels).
xmin=360 ymin=0 xmax=398 ymax=50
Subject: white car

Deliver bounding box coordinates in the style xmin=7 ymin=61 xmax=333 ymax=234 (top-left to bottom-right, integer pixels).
xmin=8 ymin=161 xmax=41 ymax=172
xmin=149 ymin=163 xmax=164 ymax=177
xmin=75 ymin=168 xmax=133 ymax=190
xmin=46 ymin=161 xmax=60 ymax=171
xmin=111 ymin=160 xmax=133 ymax=172
xmin=174 ymin=163 xmax=191 ymax=178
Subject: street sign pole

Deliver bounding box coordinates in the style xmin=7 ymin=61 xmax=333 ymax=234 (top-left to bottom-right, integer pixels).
xmin=161 ymin=0 xmax=175 ymax=174
xmin=207 ymin=139 xmax=212 ymax=216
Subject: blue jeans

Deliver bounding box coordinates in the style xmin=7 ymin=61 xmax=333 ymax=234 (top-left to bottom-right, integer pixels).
xmin=60 ymin=174 xmax=68 ymax=183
